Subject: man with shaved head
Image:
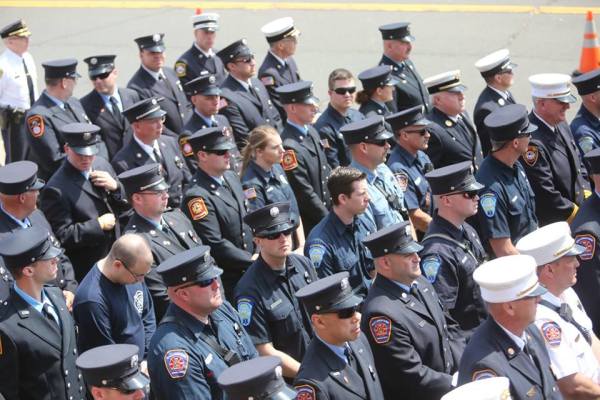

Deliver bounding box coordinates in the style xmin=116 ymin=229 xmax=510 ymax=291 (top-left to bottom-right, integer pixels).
xmin=73 ymin=233 xmax=156 ymax=371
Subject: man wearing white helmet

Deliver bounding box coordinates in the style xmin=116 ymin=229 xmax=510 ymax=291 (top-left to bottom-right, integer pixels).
xmin=458 ymin=254 xmax=562 ymax=400
xmin=442 ymin=377 xmax=511 ymax=400
xmin=517 ymin=222 xmax=600 ymax=399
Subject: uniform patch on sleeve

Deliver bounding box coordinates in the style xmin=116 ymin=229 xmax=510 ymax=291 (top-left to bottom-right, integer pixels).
xmin=295 ymin=384 xmax=316 ymax=400
xmin=260 ymin=76 xmax=275 ymax=86
xmin=187 ymin=198 xmax=208 ymax=220
xmin=394 ymin=172 xmax=408 ymax=192
xmin=472 ymin=369 xmax=498 ymax=380
xmin=281 ymin=150 xmax=298 ymax=171
xmin=163 ymin=349 xmax=189 ymax=379
xmin=575 ymin=234 xmax=596 ymax=261
xmin=174 ymin=62 xmax=187 ymax=78
xmin=523 ymin=145 xmax=539 ymax=166
xmin=369 ymin=316 xmax=392 ymax=344
xmin=27 ymin=115 xmax=44 ymax=138
xmin=236 ymin=298 xmax=254 ymax=327
xmin=578 ymin=136 xmax=595 ymax=155
xmin=308 ymin=243 xmax=326 ymax=268
xmin=541 ymin=321 xmax=562 ymax=346
xmin=179 ymin=137 xmax=193 ymax=157
xmin=243 ymin=187 xmax=257 ymax=200
xmin=480 ymin=192 xmax=497 ymax=218
xmin=421 ymin=255 xmax=441 ymax=283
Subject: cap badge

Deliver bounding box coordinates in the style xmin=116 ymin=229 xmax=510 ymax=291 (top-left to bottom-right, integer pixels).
xmin=131 ymin=354 xmax=138 ymax=368
xmin=90 ymin=57 xmax=97 ymax=65
xmin=270 ymin=207 xmax=280 ymax=217
xmin=152 ymin=33 xmax=161 ymax=42
xmin=83 ymin=132 xmax=91 ymax=141
xmin=209 ymin=76 xmax=216 ymax=84
xmin=341 ymin=277 xmax=349 ymax=290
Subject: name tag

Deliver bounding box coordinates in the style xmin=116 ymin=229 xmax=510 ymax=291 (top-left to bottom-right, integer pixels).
xmin=270 ymin=299 xmax=282 ymax=310
xmin=511 ymin=195 xmax=518 ymax=203
xmin=414 ymin=176 xmax=421 ymax=185
xmin=205 ymin=353 xmax=213 ymax=365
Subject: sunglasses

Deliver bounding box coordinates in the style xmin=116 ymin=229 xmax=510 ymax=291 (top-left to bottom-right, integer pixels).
xmin=366 ymin=139 xmax=388 ymax=147
xmin=206 ymin=149 xmax=229 ymax=156
xmin=234 ymin=55 xmax=255 ymax=64
xmin=259 ymin=228 xmax=295 ymax=240
xmin=336 ymin=305 xmax=360 ymax=319
xmin=110 ymin=387 xmax=138 ymax=395
xmin=445 ymin=191 xmax=478 ymax=200
xmin=333 ymin=86 xmax=357 ymax=95
xmin=177 ymin=277 xmax=218 ymax=290
xmin=91 ymin=72 xmax=111 ymax=81
xmin=117 ymin=258 xmax=147 ymax=280
xmin=403 ymin=128 xmax=428 ymax=136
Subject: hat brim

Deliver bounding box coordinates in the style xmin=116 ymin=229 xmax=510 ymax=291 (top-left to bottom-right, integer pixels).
xmin=118 ymin=371 xmax=150 ymax=392
xmin=523 ymin=282 xmax=547 ymax=298
xmin=198 ymin=87 xmax=222 ymax=97
xmin=520 ymin=122 xmax=538 ymax=135
xmin=374 ymin=130 xmax=394 ymax=141
xmin=71 ymin=144 xmax=99 ymax=156
xmin=195 ymin=264 xmax=224 ymax=283
xmin=197 ymin=23 xmax=219 ymax=32
xmin=272 ymin=385 xmax=298 ymax=400
xmin=392 ymin=241 xmax=424 ymax=255
xmin=88 ymin=66 xmax=114 ymax=78
xmin=464 ymin=181 xmax=485 ymax=192
xmin=143 ymin=45 xmax=165 ymax=53
xmin=141 ymin=179 xmax=170 ymax=193
xmin=31 ymin=178 xmax=45 ymax=191
xmin=400 ymin=35 xmax=415 ymax=43
xmin=140 ymin=109 xmax=167 ymax=121
xmin=567 ymin=242 xmax=586 ymax=257
xmin=39 ymin=244 xmax=63 ymax=261
xmin=299 ymin=95 xmax=320 ymax=106
xmin=208 ymin=139 xmax=237 ymax=152
xmin=554 ymin=94 xmax=577 ymax=104
xmin=323 ymin=293 xmax=362 ymax=313
xmin=255 ymin=220 xmax=297 ymax=237
xmin=386 ymin=76 xmax=400 ymax=86
xmin=412 ymin=116 xmax=432 ymax=126
xmin=447 ymin=84 xmax=467 ymax=93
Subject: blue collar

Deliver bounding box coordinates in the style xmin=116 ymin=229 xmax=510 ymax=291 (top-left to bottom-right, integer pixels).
xmin=45 ymin=92 xmax=66 ymax=109
xmin=248 ymin=160 xmax=275 ymax=181
xmin=392 ymin=280 xmax=413 ymax=293
xmin=194 ymin=109 xmax=214 ymax=126
xmin=98 ymin=90 xmax=122 ymax=108
xmin=350 ymin=160 xmax=377 ymax=183
xmin=0 ymin=204 xmax=30 ymax=228
xmin=13 ymin=283 xmax=55 ymax=316
xmin=287 ymin=120 xmax=308 ymax=135
xmin=317 ymin=335 xmax=348 ymax=363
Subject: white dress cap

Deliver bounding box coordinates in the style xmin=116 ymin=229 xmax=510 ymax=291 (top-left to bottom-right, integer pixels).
xmin=474 ymin=254 xmax=546 ymax=303
xmin=261 ymin=17 xmax=300 ymax=42
xmin=529 ymin=73 xmax=576 ymax=103
xmin=441 ymin=377 xmax=511 ymax=400
xmin=191 ymin=12 xmax=220 ymax=31
xmin=423 ymin=70 xmax=465 ymax=94
xmin=475 ymin=49 xmax=517 ymax=77
xmin=516 ymin=221 xmax=585 ymax=266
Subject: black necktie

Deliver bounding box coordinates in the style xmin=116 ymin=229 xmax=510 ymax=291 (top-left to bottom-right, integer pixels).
xmin=64 ymin=101 xmax=80 ymax=121
xmin=22 ymin=58 xmax=35 ymax=106
xmin=560 ymin=303 xmax=592 ymax=344
xmin=345 ymin=346 xmax=358 ymax=371
xmin=248 ymin=84 xmax=259 ymax=100
xmin=109 ymin=96 xmax=122 ymax=119
xmin=42 ymin=303 xmax=58 ymax=326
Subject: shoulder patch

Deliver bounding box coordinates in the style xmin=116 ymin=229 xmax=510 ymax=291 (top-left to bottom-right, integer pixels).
xmin=295 ymin=384 xmax=316 ymax=400
xmin=394 ymin=172 xmax=408 ymax=192
xmin=479 ymin=192 xmax=497 ymax=218
xmin=179 ymin=137 xmax=193 ymax=157
xmin=421 ymin=255 xmax=441 ymax=283
xmin=174 ymin=62 xmax=187 ymax=78
xmin=578 ymin=136 xmax=595 ymax=155
xmin=243 ymin=187 xmax=257 ymax=200
xmin=260 ymin=76 xmax=275 ymax=86
xmin=575 ymin=234 xmax=596 ymax=260
xmin=187 ymin=198 xmax=208 ymax=220
xmin=27 ymin=115 xmax=45 ymax=138
xmin=472 ymin=369 xmax=498 ymax=381
xmin=523 ymin=145 xmax=539 ymax=166
xmin=164 ymin=349 xmax=189 ymax=379
xmin=541 ymin=321 xmax=562 ymax=346
xmin=281 ymin=149 xmax=298 ymax=171
xmin=308 ymin=243 xmax=326 ymax=269
xmin=236 ymin=298 xmax=254 ymax=327
xmin=369 ymin=316 xmax=392 ymax=344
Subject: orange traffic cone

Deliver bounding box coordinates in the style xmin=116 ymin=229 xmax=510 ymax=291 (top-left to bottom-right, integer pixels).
xmin=196 ymin=8 xmax=202 ymax=14
xmin=577 ymin=11 xmax=600 ymax=75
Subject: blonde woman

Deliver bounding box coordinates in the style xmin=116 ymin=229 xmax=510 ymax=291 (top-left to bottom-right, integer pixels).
xmin=241 ymin=125 xmax=305 ymax=248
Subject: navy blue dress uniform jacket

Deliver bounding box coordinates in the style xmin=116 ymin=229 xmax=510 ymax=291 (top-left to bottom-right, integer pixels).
xmin=458 ymin=319 xmax=562 ymax=400
xmin=379 ymin=55 xmax=430 ymax=113
xmin=80 ymin=87 xmax=140 ymax=160
xmin=124 ymin=210 xmax=203 ymax=320
xmin=181 ymin=169 xmax=255 ymax=299
xmin=426 ymin=107 xmax=484 ymax=172
xmin=0 ymin=286 xmax=85 ymax=400
xmin=520 ymin=113 xmax=589 ymax=227
xmin=148 ymin=302 xmax=258 ymax=400
xmin=476 ymin=156 xmax=538 ymax=251
xmin=0 ymin=208 xmax=78 ymax=293
xmin=572 ymin=104 xmax=600 ymax=157
xmin=175 ymin=44 xmax=227 ymax=89
xmin=25 ymin=92 xmax=98 ymax=181
xmin=180 ymin=111 xmax=242 ymax=175
xmin=219 ymin=75 xmax=283 ymax=148
xmin=258 ymin=52 xmax=301 ymax=120
xmin=241 ymin=161 xmax=300 ymax=221
xmin=419 ymin=215 xmax=487 ymax=335
xmin=40 ymin=158 xmax=128 ymax=281
xmin=111 ymin=135 xmax=191 ymax=209
xmin=233 ymin=254 xmax=316 ymax=363
xmin=360 ymin=274 xmax=465 ymax=400
xmin=294 ymin=334 xmax=385 ymax=400
xmin=570 ymin=193 xmax=600 ymax=337
xmin=473 ymin=86 xmax=515 ymax=156
xmin=314 ymin=104 xmax=364 ymax=168
xmin=387 ymin=145 xmax=434 ymax=215
xmin=127 ymin=66 xmax=191 ymax=138
xmin=281 ymin=123 xmax=332 ymax=235
xmin=359 ymin=99 xmax=391 ymax=118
